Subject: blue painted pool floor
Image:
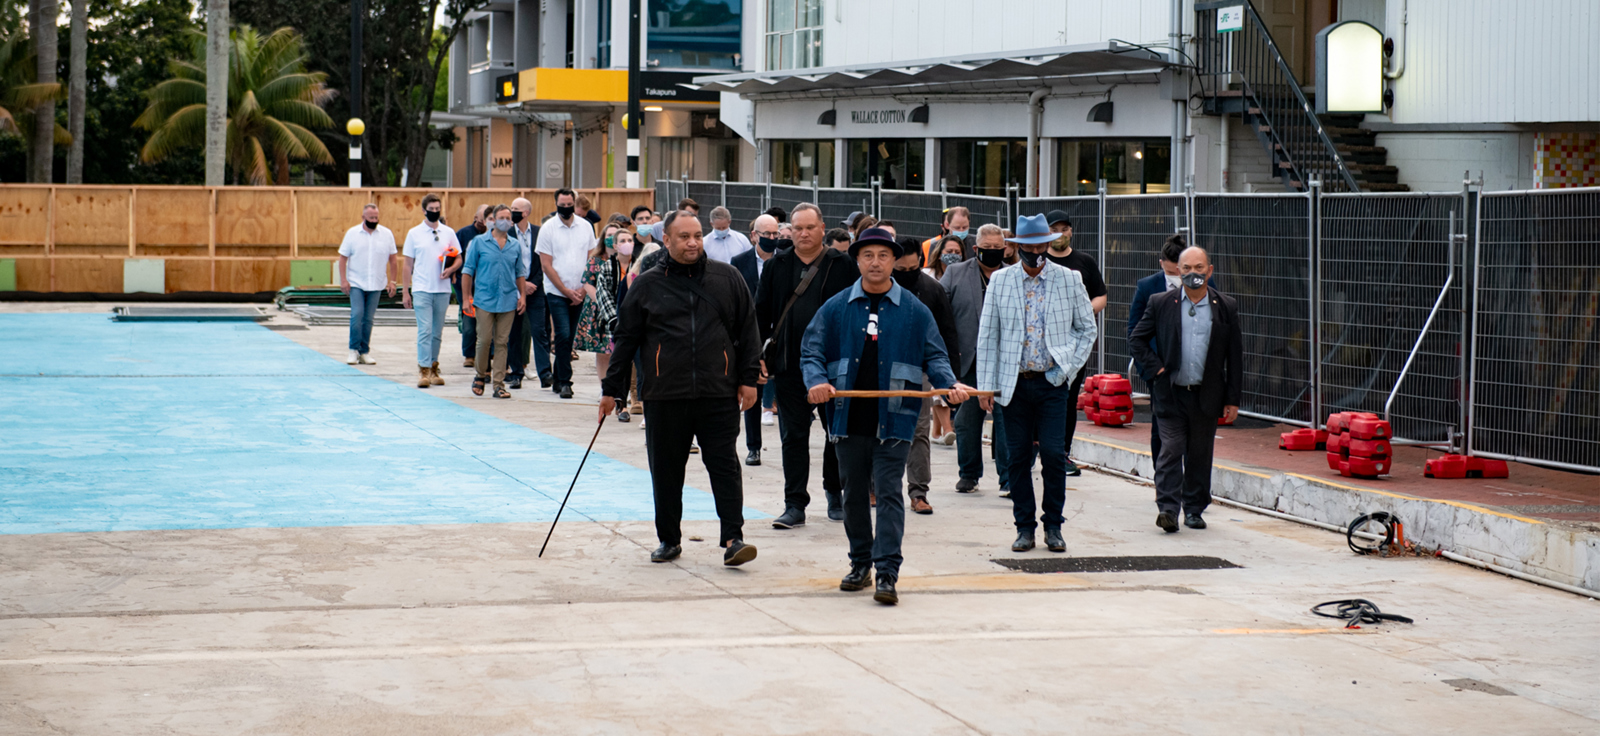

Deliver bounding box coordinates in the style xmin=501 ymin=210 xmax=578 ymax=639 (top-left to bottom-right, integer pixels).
xmin=0 ymin=314 xmax=749 ymax=535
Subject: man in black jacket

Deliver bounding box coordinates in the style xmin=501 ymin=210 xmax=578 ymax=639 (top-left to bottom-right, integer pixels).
xmin=600 ymin=210 xmax=763 ymax=566
xmin=893 ymin=237 xmax=961 ymax=514
xmin=1128 ymin=246 xmax=1243 ymax=534
xmin=755 ymin=203 xmax=860 ymax=528
xmin=732 ymin=214 xmax=782 ymax=466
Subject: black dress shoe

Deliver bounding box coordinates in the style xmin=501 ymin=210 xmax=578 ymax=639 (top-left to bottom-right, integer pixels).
xmin=1044 ymin=527 xmax=1066 ymax=552
xmin=826 ymin=491 xmax=844 ymax=522
xmin=744 ymin=450 xmax=760 ymax=466
xmin=873 ymin=576 xmax=898 ymax=605
xmin=723 ymin=539 xmax=758 ymax=566
xmin=839 ymin=564 xmax=872 ymax=591
xmin=955 ymin=478 xmax=977 ymax=493
xmin=1157 ymin=511 xmax=1180 ymax=533
xmin=1063 ymin=459 xmax=1082 ymax=477
xmin=771 ymin=507 xmax=805 ymax=529
xmin=539 ymin=376 xmax=552 ymax=389
xmin=650 ymin=543 xmax=682 ymax=563
xmin=1012 ymin=531 xmax=1036 ymax=552
xmin=559 ymin=384 xmax=574 ymax=399
xmin=507 ymin=375 xmax=523 ymax=389
xmin=1185 ymin=514 xmax=1207 ymax=530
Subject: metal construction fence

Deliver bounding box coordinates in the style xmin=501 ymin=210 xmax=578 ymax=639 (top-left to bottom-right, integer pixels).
xmin=656 ymin=178 xmax=1600 ymax=474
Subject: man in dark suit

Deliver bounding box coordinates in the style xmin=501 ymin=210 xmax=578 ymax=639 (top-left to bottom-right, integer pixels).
xmin=1127 ymin=235 xmax=1189 ymax=460
xmin=1128 ymin=246 xmax=1242 ymax=534
xmin=733 ymin=213 xmax=782 ymax=466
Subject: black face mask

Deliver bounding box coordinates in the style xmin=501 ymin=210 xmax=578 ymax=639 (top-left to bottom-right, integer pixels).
xmin=557 ymin=204 xmax=576 ymax=219
xmin=1018 ymin=249 xmax=1045 ymax=268
xmin=757 ymin=236 xmax=787 ymax=254
xmin=363 ymin=219 xmax=378 ymax=231
xmin=511 ymin=210 xmax=524 ymax=224
xmin=977 ymin=248 xmax=1005 ymax=268
xmin=425 ymin=210 xmax=440 ymax=223
xmin=892 ymin=268 xmax=921 ymax=289
xmin=474 ymin=221 xmax=488 ymax=233
xmin=1182 ymin=272 xmax=1207 ymax=290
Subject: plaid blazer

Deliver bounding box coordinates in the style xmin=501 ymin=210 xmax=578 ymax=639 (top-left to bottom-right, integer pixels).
xmin=975 ymin=262 xmax=1098 ymax=406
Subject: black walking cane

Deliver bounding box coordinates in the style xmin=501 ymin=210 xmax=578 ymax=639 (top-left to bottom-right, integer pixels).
xmin=538 ymin=417 xmax=606 ymax=558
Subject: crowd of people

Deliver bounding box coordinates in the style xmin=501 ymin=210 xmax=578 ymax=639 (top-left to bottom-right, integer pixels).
xmin=337 ymin=192 xmax=1242 ymax=606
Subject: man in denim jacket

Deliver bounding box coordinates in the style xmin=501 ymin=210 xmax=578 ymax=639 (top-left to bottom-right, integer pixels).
xmin=801 ymin=227 xmax=974 ymax=605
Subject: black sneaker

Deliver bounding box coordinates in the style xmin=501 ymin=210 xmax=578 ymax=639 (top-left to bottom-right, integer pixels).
xmin=1063 ymin=460 xmax=1082 ymax=477
xmin=873 ymin=575 xmax=898 ymax=605
xmin=723 ymin=539 xmax=758 ymax=566
xmin=559 ymin=384 xmax=574 ymax=399
xmin=650 ymin=543 xmax=682 ymax=562
xmin=771 ymin=507 xmax=805 ymax=529
xmin=955 ymin=478 xmax=978 ymax=493
xmin=1157 ymin=512 xmax=1180 ymax=533
xmin=540 ymin=375 xmax=553 ymax=389
xmin=1184 ymin=514 xmax=1207 ymax=530
xmin=998 ymin=486 xmax=1012 ymax=499
xmin=839 ymin=564 xmax=872 ymax=591
xmin=507 ymin=375 xmax=523 ymax=389
xmin=744 ymin=450 xmax=760 ymax=466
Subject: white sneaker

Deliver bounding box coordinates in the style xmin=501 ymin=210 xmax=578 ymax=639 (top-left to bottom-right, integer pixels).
xmin=358 ymin=353 xmax=376 ymax=365
xmin=761 ymin=410 xmax=775 ymax=426
xmin=346 ymin=350 xmax=359 ymax=364
xmin=639 ymin=418 xmax=647 ymax=430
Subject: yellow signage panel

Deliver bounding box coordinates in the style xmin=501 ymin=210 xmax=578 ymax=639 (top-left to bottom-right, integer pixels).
xmin=516 ymin=68 xmax=629 ymax=104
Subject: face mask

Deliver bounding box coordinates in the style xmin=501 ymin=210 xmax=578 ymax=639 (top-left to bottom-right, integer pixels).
xmin=511 ymin=210 xmax=524 ymax=224
xmin=557 ymin=204 xmax=576 ymax=219
xmin=756 ymin=236 xmax=781 ymax=253
xmin=892 ymin=269 xmax=921 ymax=289
xmin=1165 ymin=273 xmax=1181 ymax=290
xmin=949 ymin=228 xmax=969 ymax=241
xmin=474 ymin=220 xmax=488 ymax=233
xmin=604 ymin=235 xmax=615 ymax=248
xmin=616 ymin=241 xmax=634 ymax=256
xmin=977 ymin=248 xmax=1005 ymax=268
xmin=1182 ymin=272 xmax=1207 ymax=290
xmin=493 ymin=219 xmax=513 ymax=233
xmin=940 ymin=252 xmax=962 ymax=266
xmin=1050 ymin=233 xmax=1070 ymax=251
xmin=364 ymin=219 xmax=378 ymax=230
xmin=425 ymin=210 xmax=440 ymax=223
xmin=1018 ymin=249 xmax=1045 ymax=268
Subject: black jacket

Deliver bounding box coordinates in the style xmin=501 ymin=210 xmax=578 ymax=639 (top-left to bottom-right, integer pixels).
xmin=1127 ymin=286 xmax=1244 ymax=419
xmin=754 ymin=246 xmax=859 ymax=376
xmin=602 ymin=254 xmax=761 ymax=401
xmin=731 ymin=248 xmax=762 ymax=296
xmin=898 ymin=270 xmax=962 ymax=374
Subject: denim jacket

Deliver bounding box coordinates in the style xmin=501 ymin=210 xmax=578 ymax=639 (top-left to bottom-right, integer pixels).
xmin=800 ymin=279 xmax=958 ymax=442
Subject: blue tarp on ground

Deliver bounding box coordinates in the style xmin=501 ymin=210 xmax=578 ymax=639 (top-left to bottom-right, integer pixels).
xmin=0 ymin=314 xmax=755 ymax=535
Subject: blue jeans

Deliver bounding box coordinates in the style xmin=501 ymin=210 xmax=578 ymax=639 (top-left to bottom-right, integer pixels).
xmin=453 ymin=282 xmax=476 ymax=358
xmin=413 ymin=291 xmax=449 ymax=366
xmin=546 ymin=294 xmax=582 ymax=387
xmin=348 ymin=289 xmax=380 ymax=353
xmin=954 ymin=367 xmax=1010 ymax=486
xmin=1003 ymin=374 xmax=1071 ymax=532
xmin=835 ymin=435 xmax=912 ymax=579
xmin=762 ymin=381 xmax=776 ymax=410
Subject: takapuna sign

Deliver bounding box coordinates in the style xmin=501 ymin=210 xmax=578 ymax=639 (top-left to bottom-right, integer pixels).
xmin=850 ymin=109 xmax=909 ymax=124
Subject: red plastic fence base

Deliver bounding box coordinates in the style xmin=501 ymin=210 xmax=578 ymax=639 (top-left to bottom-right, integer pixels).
xmin=1424 ymin=454 xmax=1511 ymax=479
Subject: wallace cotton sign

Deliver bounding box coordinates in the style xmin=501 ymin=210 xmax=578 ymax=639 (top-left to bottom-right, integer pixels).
xmin=850 ymin=109 xmax=908 ymax=124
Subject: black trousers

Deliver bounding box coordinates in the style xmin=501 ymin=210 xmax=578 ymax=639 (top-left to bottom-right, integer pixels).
xmin=1060 ymin=366 xmax=1088 ymax=463
xmin=643 ymin=398 xmax=745 ymax=546
xmin=773 ymin=368 xmax=841 ymax=510
xmin=742 ymin=401 xmax=763 ymax=453
xmin=1151 ymin=382 xmax=1216 ymax=518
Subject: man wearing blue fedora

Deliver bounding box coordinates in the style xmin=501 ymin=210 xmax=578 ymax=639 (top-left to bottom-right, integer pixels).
xmin=975 ymin=214 xmax=1098 ymax=554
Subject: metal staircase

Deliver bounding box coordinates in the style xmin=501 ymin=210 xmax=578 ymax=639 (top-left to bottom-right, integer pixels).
xmin=1194 ymin=1 xmax=1400 ymax=193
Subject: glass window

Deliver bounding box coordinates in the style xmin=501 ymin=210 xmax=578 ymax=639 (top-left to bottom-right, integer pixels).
xmin=597 ymin=0 xmax=611 ymax=68
xmin=938 ymin=139 xmax=1025 ymax=197
xmin=847 ymin=139 xmax=924 ymax=191
xmin=648 ymin=0 xmax=742 ymax=70
xmin=771 ymin=140 xmax=835 ymax=186
xmin=1057 ymin=139 xmax=1171 ymax=195
xmin=766 ymin=0 xmax=823 ymax=71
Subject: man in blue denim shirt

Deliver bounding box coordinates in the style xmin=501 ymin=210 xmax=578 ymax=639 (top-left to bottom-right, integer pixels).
xmin=801 ymin=228 xmax=974 ymax=606
xmin=461 ymin=205 xmax=527 ymax=398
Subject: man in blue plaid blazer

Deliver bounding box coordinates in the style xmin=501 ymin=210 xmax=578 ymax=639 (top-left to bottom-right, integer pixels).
xmin=976 ymin=214 xmax=1098 ymax=554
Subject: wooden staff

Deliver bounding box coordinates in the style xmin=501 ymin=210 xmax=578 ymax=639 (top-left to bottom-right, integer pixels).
xmin=831 ymin=389 xmax=995 ymax=398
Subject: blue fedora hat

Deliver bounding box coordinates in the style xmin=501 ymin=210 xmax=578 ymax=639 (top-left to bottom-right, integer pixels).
xmin=1006 ymin=213 xmax=1059 ymax=244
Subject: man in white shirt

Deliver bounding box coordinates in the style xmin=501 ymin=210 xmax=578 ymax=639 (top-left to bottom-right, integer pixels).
xmin=704 ymin=206 xmax=753 ymax=263
xmin=402 ymin=194 xmax=459 ymax=388
xmin=535 ymin=188 xmax=597 ymax=399
xmin=338 ymin=203 xmax=397 ymax=365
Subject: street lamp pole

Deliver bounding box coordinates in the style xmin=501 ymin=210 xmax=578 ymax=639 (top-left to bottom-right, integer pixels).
xmin=349 ymin=0 xmax=364 ymax=188
xmin=626 ymin=0 xmax=642 ymax=189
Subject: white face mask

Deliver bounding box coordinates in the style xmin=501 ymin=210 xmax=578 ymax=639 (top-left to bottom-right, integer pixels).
xmin=1165 ymin=273 xmax=1182 ymax=290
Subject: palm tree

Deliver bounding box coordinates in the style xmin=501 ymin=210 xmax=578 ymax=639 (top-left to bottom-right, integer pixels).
xmin=136 ymin=25 xmax=335 ymax=186
xmin=0 ymin=33 xmax=64 ymax=143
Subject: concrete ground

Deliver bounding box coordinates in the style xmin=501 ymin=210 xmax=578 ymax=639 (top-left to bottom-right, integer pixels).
xmin=3 ymin=304 xmax=1599 ymax=735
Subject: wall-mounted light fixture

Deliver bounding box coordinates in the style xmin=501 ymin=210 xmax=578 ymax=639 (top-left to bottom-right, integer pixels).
xmin=1087 ymin=101 xmax=1113 ymax=123
xmin=817 ymin=109 xmax=837 ymax=126
xmin=908 ymin=104 xmax=929 ymax=124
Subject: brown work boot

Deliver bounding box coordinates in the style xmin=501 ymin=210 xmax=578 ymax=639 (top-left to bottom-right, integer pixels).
xmin=464 ymin=357 xmax=474 ymax=368
xmin=430 ymin=362 xmax=444 ymax=385
xmin=910 ymin=496 xmax=933 ymax=515
xmin=417 ymin=366 xmax=431 ymax=388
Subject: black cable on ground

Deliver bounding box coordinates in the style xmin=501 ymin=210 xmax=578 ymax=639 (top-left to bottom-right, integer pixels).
xmin=1312 ymin=599 xmax=1415 ymax=629
xmin=1347 ymin=511 xmax=1399 ymax=555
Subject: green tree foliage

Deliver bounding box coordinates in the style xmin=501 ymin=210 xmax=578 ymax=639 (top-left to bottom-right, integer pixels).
xmin=0 ymin=31 xmax=63 ymax=140
xmin=136 ymin=25 xmax=335 ymax=186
